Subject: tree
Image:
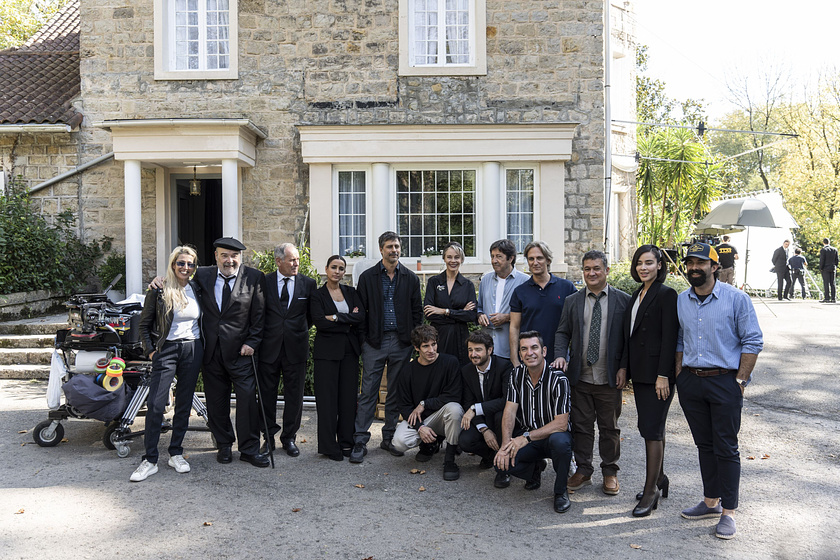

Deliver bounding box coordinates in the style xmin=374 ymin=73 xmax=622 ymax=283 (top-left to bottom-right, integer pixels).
xmin=0 ymin=0 xmax=67 ymax=50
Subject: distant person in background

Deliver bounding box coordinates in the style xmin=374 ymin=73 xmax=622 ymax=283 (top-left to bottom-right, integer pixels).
xmin=787 ymin=248 xmax=807 ymax=300
xmin=715 ymin=236 xmax=738 ymax=286
xmin=819 ymin=238 xmax=838 ymax=303
xmin=771 ymin=240 xmax=792 ymax=301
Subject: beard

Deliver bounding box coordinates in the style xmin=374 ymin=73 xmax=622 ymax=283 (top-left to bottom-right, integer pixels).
xmin=688 ymin=269 xmax=708 ymax=287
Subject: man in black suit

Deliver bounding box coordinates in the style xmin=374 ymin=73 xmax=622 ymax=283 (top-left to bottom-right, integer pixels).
xmin=771 ymin=240 xmax=792 ymax=300
xmin=193 ymin=238 xmax=269 ymax=467
xmin=819 ymin=238 xmax=838 ymax=303
xmin=258 ymin=243 xmax=317 ymax=457
xmin=350 ymin=231 xmax=423 ymax=463
xmin=459 ymin=330 xmax=513 ymax=488
xmin=553 ymin=250 xmax=630 ymax=496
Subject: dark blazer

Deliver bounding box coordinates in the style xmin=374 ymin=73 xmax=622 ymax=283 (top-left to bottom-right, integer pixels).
xmin=772 ymin=246 xmax=789 ymax=271
xmin=619 ymin=282 xmax=678 ymax=384
xmin=138 ymin=281 xmax=202 ymax=359
xmin=460 ymin=356 xmax=512 ymax=429
xmin=357 ymin=262 xmax=422 ymax=348
xmin=820 ymin=245 xmax=839 ymax=271
xmin=553 ymin=285 xmax=630 ymax=387
xmin=261 ymin=271 xmax=316 ymax=365
xmin=193 ymin=264 xmax=266 ymax=367
xmin=310 ymin=283 xmax=365 ymax=360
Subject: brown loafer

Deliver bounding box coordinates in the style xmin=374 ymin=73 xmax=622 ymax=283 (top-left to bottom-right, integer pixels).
xmin=602 ymin=475 xmax=620 ymax=495
xmin=567 ymin=472 xmax=592 ymax=491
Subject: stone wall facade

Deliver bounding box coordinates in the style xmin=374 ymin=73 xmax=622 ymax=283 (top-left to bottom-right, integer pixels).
xmin=14 ymin=1 xmax=632 ymax=282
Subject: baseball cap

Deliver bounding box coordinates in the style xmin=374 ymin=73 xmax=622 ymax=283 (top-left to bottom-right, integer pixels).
xmin=683 ymin=242 xmax=718 ymax=263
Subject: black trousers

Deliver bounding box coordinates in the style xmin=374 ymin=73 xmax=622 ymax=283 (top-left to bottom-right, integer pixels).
xmin=459 ymin=414 xmax=503 ymax=460
xmin=259 ymin=350 xmax=307 ymax=442
xmin=822 ymin=268 xmax=837 ymax=301
xmin=677 ymin=369 xmax=742 ymax=510
xmin=203 ymin=345 xmax=261 ymax=454
xmin=776 ymin=270 xmax=792 ymax=299
xmin=495 ymin=431 xmax=573 ymax=495
xmin=313 ymin=343 xmax=359 ymax=455
xmin=791 ymin=269 xmax=806 ymax=299
xmin=142 ymin=339 xmax=203 ymax=463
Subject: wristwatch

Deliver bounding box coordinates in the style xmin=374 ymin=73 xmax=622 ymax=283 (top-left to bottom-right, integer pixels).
xmin=332 ymin=314 xmax=337 ymax=321
xmin=523 ymin=431 xmax=532 ymax=443
xmin=737 ymin=378 xmax=750 ymax=389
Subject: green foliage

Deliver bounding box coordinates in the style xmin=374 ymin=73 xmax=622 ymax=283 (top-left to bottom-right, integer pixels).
xmin=608 ymin=261 xmax=690 ymax=296
xmin=99 ymin=252 xmax=126 ymax=291
xmin=0 ymin=177 xmax=102 ymax=295
xmin=0 ymin=0 xmax=67 ymax=49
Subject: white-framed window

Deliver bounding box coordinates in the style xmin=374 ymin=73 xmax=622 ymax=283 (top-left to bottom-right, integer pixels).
xmin=337 ymin=170 xmax=367 ymax=258
xmin=505 ymin=168 xmax=536 ymax=253
xmin=398 ymin=0 xmax=487 ymax=76
xmin=154 ymin=0 xmax=239 ymax=80
xmin=396 ymin=168 xmax=477 ymax=258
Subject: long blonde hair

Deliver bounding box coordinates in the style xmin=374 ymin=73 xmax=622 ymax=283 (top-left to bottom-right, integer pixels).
xmin=163 ymin=246 xmax=199 ymax=315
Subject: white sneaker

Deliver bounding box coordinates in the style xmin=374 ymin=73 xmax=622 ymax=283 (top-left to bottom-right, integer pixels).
xmin=130 ymin=460 xmax=158 ymax=482
xmin=168 ymin=454 xmax=190 ymax=473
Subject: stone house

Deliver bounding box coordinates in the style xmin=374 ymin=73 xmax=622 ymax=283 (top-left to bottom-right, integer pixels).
xmin=1 ymin=0 xmax=637 ymax=295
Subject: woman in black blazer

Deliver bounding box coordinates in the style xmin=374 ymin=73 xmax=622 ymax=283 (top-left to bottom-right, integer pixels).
xmin=310 ymin=255 xmax=365 ymax=461
xmin=620 ymin=245 xmax=679 ymax=517
xmin=423 ymin=242 xmax=478 ymax=365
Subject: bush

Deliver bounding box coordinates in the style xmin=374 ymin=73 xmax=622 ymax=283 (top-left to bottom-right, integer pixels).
xmin=608 ymin=261 xmax=690 ymax=295
xmin=0 ymin=177 xmax=103 ymax=295
xmin=98 ymin=251 xmax=126 ymax=291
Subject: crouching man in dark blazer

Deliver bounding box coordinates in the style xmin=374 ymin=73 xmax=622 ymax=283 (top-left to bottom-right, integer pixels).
xmin=258 ymin=243 xmax=316 ymax=457
xmin=190 ymin=237 xmax=268 ymax=467
xmin=459 ymin=330 xmax=513 ymax=488
xmin=392 ymin=325 xmax=464 ymax=481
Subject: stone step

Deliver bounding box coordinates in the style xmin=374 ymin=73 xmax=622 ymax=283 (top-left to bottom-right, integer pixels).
xmin=0 ymin=318 xmax=68 ymax=336
xmin=0 ymin=348 xmax=54 ymax=365
xmin=0 ymin=364 xmax=50 ymax=379
xmin=0 ymin=335 xmax=56 ymax=348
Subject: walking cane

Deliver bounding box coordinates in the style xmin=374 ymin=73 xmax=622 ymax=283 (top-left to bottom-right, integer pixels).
xmin=250 ymin=355 xmax=275 ymax=468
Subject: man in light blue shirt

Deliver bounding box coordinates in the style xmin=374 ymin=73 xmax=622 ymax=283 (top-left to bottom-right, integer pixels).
xmin=675 ymin=242 xmax=763 ymax=540
xmin=477 ymin=240 xmax=529 ymax=360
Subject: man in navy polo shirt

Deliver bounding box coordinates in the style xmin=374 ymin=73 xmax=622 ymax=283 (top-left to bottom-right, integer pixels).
xmin=508 ymin=241 xmax=576 ymax=367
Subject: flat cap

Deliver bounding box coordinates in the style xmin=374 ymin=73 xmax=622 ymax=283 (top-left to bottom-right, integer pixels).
xmin=213 ymin=237 xmax=246 ymax=251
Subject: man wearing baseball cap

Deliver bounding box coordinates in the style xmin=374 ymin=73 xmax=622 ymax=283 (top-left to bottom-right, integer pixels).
xmin=675 ymin=242 xmax=763 ymax=539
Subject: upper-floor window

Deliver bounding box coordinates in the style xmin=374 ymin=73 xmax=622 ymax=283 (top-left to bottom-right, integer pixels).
xmin=154 ymin=0 xmax=239 ymax=80
xmin=398 ymin=0 xmax=486 ymax=76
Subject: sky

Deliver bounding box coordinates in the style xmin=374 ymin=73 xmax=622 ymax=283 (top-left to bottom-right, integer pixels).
xmin=631 ymin=1 xmax=840 ymax=123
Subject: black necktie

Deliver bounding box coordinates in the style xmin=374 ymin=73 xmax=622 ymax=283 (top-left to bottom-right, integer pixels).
xmin=587 ymin=293 xmax=604 ymax=366
xmin=279 ymin=277 xmax=290 ymax=315
xmin=221 ymin=276 xmax=233 ymax=311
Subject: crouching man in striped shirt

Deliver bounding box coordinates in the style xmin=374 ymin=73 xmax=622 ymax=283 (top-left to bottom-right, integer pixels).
xmin=676 ymin=242 xmax=763 ymax=540
xmin=494 ymin=330 xmax=574 ymax=513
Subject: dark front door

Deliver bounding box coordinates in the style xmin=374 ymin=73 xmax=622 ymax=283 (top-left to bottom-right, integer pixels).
xmin=177 ymin=178 xmax=223 ymax=267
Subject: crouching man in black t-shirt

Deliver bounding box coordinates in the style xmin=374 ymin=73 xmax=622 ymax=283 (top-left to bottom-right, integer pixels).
xmin=392 ymin=325 xmax=464 ymax=480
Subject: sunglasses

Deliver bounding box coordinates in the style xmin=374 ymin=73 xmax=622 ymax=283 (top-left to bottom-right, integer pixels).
xmin=176 ymin=261 xmax=196 ymax=269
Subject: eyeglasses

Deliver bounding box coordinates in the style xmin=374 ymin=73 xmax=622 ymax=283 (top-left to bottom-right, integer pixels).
xmin=176 ymin=261 xmax=196 ymax=269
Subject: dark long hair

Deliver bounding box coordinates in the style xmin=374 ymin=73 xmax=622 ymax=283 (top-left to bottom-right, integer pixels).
xmin=630 ymin=245 xmax=668 ymax=284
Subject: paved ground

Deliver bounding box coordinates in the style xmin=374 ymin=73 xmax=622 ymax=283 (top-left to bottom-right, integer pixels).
xmin=1 ymin=297 xmax=839 ymax=559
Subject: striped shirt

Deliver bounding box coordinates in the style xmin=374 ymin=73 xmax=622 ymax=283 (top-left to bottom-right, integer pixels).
xmin=676 ymin=280 xmax=763 ymax=370
xmin=507 ymin=361 xmax=571 ymax=432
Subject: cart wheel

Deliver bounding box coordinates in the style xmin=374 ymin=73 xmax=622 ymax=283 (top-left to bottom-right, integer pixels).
xmin=115 ymin=443 xmax=131 ymax=458
xmin=33 ymin=420 xmax=64 ymax=447
xmin=103 ymin=424 xmax=131 ymax=450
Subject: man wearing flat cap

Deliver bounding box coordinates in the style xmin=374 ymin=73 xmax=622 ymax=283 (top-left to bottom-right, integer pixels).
xmin=154 ymin=237 xmax=269 ymax=467
xmin=676 ymin=242 xmax=763 ymax=539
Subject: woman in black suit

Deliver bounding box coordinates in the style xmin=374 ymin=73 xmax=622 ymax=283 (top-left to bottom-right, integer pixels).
xmin=310 ymin=255 xmax=365 ymax=461
xmin=620 ymin=245 xmax=679 ymax=517
xmin=423 ymin=241 xmax=477 ymax=365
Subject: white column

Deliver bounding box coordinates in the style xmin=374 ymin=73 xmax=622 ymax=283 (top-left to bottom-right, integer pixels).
xmin=124 ymin=160 xmax=143 ymax=296
xmin=370 ymin=163 xmax=392 ymax=244
xmin=221 ymin=159 xmax=241 ymax=239
xmin=481 ymin=161 xmax=502 ymax=257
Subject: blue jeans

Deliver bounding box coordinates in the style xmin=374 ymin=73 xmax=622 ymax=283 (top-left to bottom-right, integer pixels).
xmin=496 ymin=431 xmax=574 ymax=495
xmin=142 ymin=339 xmax=203 ymax=463
xmin=354 ymin=332 xmax=412 ymax=445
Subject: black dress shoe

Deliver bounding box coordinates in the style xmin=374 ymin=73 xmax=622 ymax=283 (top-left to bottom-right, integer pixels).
xmin=282 ymin=441 xmax=300 ymax=457
xmin=326 ymin=452 xmax=344 ymax=462
xmin=632 ymin=489 xmax=660 ymax=517
xmin=554 ymin=491 xmax=571 ymax=513
xmin=217 ymin=446 xmax=232 ymax=464
xmin=494 ymin=471 xmax=511 ymax=488
xmin=443 ymin=461 xmax=460 ymax=481
xmin=479 ymin=456 xmax=494 ymax=469
xmin=260 ymin=439 xmax=276 ymax=454
xmin=240 ymin=452 xmax=271 ymax=468
xmin=524 ymin=459 xmax=547 ymax=490
xmin=636 ymin=475 xmax=669 ymax=500
xmin=380 ymin=439 xmax=404 ymax=457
